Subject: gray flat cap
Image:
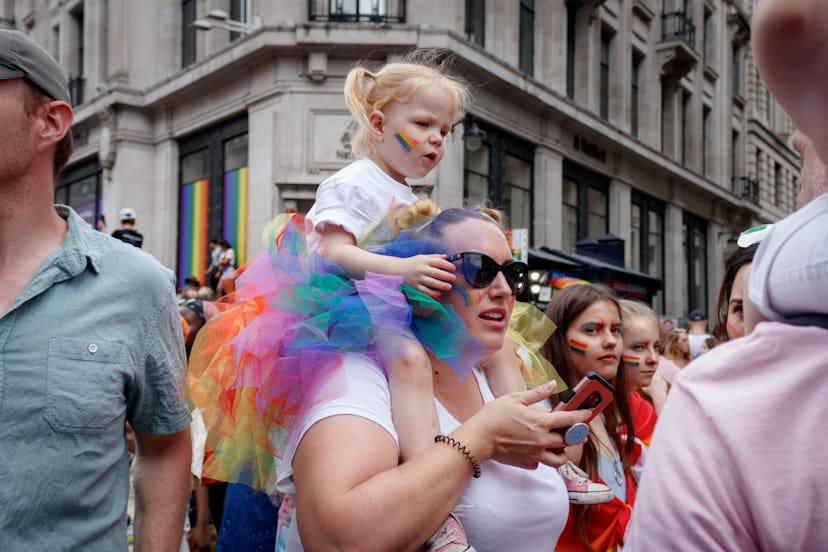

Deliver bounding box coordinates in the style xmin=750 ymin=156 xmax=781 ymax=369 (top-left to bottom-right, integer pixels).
xmin=0 ymin=29 xmax=70 ymax=103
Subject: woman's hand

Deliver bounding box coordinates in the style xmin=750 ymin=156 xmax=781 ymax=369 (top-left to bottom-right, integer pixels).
xmin=459 ymin=382 xmax=593 ymax=470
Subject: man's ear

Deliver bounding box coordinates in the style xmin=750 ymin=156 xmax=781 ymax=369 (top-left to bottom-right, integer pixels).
xmin=368 ymin=110 xmax=386 ymax=142
xmin=35 ymin=100 xmax=73 ymax=153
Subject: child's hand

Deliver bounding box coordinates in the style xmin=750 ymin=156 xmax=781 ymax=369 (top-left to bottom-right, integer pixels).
xmin=401 ymin=254 xmax=456 ymax=298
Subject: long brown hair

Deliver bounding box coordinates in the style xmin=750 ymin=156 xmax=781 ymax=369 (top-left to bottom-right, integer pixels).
xmin=662 ymin=328 xmax=690 ymax=365
xmin=712 ymin=244 xmax=758 ymax=344
xmin=543 ymin=284 xmax=636 ymax=550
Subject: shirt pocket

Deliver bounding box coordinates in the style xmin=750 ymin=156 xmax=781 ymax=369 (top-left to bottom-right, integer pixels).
xmin=45 ymin=336 xmax=129 ymax=434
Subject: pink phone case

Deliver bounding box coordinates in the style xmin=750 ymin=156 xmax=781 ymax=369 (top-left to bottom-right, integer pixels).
xmin=552 ymin=371 xmax=614 ymax=424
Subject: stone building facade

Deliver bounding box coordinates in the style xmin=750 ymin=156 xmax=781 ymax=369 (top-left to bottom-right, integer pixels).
xmin=0 ymin=0 xmax=799 ymax=319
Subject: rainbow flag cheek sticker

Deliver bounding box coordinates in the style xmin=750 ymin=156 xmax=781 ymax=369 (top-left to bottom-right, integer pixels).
xmin=451 ymin=284 xmax=472 ymax=307
xmin=622 ymin=355 xmax=641 ymax=367
xmin=395 ymin=131 xmax=419 ymax=153
xmin=726 ymin=320 xmax=743 ymax=340
xmin=569 ymin=339 xmax=588 ymax=356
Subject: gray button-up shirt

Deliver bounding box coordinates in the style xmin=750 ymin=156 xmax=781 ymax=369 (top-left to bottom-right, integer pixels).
xmin=0 ymin=205 xmax=191 ymax=550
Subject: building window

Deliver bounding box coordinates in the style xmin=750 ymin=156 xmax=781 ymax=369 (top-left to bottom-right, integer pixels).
xmin=731 ymin=129 xmax=740 ymax=179
xmin=464 ymin=142 xmax=490 ymax=205
xmin=465 ymin=0 xmax=485 ymax=46
xmin=566 ymin=3 xmax=577 ymax=99
xmin=600 ymin=30 xmax=612 ymax=120
xmin=503 ymin=153 xmax=532 ymax=230
xmin=314 ymin=0 xmax=405 ymax=23
xmin=631 ymin=53 xmax=642 ymax=137
xmin=774 ymin=162 xmax=783 ymax=206
xmin=518 ymin=0 xmax=534 ymax=75
xmin=632 ymin=192 xmax=665 ymax=313
xmin=68 ymin=6 xmax=84 ymax=106
xmin=702 ymin=7 xmax=713 ymax=66
xmin=55 ymin=161 xmax=102 ymax=227
xmin=562 ymin=177 xmax=579 ymax=252
xmin=562 ymin=161 xmax=609 ymax=251
xmin=702 ymin=106 xmax=711 ymax=177
xmin=230 ymin=0 xmax=248 ymax=41
xmin=587 ymin=186 xmax=607 ymax=238
xmin=681 ymin=91 xmax=690 ymax=165
xmin=182 ymin=0 xmax=196 ymax=67
xmin=683 ymin=212 xmax=708 ymax=317
xmin=178 ymin=117 xmax=248 ymax=288
xmin=731 ymin=44 xmax=741 ymax=96
xmin=463 ymin=119 xmax=534 ymax=234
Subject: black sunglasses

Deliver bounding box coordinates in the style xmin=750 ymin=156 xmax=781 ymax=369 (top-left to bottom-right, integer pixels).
xmin=446 ymin=252 xmax=529 ymax=296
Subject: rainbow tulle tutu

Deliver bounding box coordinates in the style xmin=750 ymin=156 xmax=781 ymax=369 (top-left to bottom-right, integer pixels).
xmin=189 ymin=212 xmax=561 ymax=492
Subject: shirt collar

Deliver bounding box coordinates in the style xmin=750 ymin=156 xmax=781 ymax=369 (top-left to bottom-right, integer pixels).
xmin=54 ymin=205 xmax=102 ymax=276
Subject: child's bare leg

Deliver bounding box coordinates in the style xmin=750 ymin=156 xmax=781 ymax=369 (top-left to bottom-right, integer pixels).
xmin=377 ymin=331 xmax=438 ymax=462
xmin=479 ymin=337 xmax=526 ymax=397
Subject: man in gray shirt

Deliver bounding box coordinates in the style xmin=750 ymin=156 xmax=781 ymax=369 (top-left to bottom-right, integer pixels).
xmin=0 ymin=30 xmax=192 ymax=550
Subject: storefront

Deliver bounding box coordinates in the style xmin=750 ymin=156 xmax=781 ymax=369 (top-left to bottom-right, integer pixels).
xmin=525 ymin=245 xmax=662 ymax=310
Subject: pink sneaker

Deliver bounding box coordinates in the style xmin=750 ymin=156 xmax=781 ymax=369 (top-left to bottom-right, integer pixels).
xmin=559 ymin=460 xmax=615 ymax=505
xmin=423 ymin=513 xmax=475 ymax=552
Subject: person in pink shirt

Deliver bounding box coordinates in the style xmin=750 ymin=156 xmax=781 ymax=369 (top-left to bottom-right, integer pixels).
xmin=625 ymin=1 xmax=828 ymax=548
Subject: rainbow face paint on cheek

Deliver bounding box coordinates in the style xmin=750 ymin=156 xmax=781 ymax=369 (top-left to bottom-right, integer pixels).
xmin=451 ymin=283 xmax=471 ymax=307
xmin=569 ymin=339 xmax=588 ymax=356
xmin=622 ymin=355 xmax=641 ymax=367
xmin=395 ymin=131 xmax=419 ymax=153
xmin=726 ymin=319 xmax=743 ymax=339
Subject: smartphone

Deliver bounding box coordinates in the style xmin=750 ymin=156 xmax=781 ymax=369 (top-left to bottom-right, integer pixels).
xmin=552 ymin=371 xmax=614 ymax=424
xmin=99 ymin=214 xmax=106 ymax=225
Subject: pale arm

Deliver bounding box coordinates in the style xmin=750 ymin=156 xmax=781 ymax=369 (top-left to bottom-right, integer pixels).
xmin=753 ymin=0 xmax=828 ymax=164
xmin=133 ymin=428 xmax=192 ymax=552
xmin=292 ymin=383 xmax=591 ymax=550
xmin=318 ymin=226 xmax=456 ymax=298
xmin=188 ymin=480 xmax=212 ymax=551
xmin=641 ymin=374 xmax=670 ymax=415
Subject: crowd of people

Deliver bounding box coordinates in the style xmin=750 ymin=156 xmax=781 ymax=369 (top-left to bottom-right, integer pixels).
xmin=2 ymin=0 xmax=827 ymax=549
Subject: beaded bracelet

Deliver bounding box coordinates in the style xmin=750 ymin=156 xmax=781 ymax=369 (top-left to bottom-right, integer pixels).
xmin=434 ymin=435 xmax=481 ymax=478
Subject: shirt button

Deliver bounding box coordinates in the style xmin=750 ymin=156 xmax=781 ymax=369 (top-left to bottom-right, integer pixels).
xmin=88 ymin=343 xmax=99 ymax=354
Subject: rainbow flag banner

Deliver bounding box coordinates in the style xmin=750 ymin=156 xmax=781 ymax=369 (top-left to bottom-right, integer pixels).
xmin=223 ymin=167 xmax=248 ymax=266
xmin=178 ymin=178 xmax=210 ymax=288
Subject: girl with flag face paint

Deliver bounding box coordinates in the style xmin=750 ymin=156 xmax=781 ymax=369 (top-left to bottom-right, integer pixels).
xmin=544 ymin=284 xmax=643 ymax=551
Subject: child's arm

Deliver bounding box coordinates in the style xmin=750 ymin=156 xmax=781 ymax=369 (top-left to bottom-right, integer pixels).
xmin=317 ymin=226 xmax=456 ymax=298
xmin=381 ymin=336 xmax=439 ymax=462
xmin=479 ymin=337 xmax=527 ymax=397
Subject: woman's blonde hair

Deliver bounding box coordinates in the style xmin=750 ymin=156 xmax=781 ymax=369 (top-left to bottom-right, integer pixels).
xmin=343 ymin=50 xmax=472 ymax=158
xmin=619 ymin=299 xmax=661 ymax=338
xmin=394 ymin=198 xmax=505 ymax=236
xmin=662 ymin=328 xmax=690 ymax=363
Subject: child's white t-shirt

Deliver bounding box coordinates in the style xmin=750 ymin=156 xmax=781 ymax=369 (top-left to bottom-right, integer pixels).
xmin=304 ymin=158 xmax=419 ymax=254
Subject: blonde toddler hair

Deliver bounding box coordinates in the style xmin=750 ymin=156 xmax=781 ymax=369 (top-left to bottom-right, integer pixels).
xmin=344 ymin=50 xmax=472 ymax=158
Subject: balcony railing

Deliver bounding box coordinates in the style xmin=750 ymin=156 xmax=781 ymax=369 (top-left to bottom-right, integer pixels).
xmin=661 ymin=11 xmax=695 ymax=49
xmin=308 ymin=0 xmax=406 ymax=23
xmin=732 ymin=176 xmax=759 ymax=204
xmin=68 ymin=76 xmax=85 ymax=107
